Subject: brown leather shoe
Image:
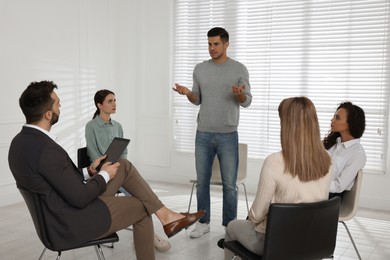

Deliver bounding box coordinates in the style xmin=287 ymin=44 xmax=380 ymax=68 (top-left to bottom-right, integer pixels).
xmin=179 ymin=212 xmax=192 ymax=229
xmin=163 ymin=210 xmax=206 ymax=238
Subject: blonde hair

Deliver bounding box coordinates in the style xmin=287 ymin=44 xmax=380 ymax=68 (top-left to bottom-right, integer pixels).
xmin=278 ymin=97 xmax=331 ymax=181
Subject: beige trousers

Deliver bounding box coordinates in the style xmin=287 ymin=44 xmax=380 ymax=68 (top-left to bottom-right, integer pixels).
xmin=98 ymin=158 xmax=164 ymax=260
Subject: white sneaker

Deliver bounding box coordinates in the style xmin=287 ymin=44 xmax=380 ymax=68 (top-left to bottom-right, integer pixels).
xmin=154 ymin=233 xmax=171 ymax=252
xmin=190 ymin=222 xmax=210 ymax=238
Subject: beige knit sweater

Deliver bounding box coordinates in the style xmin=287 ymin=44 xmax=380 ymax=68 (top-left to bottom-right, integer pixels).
xmin=249 ymin=152 xmax=332 ymax=233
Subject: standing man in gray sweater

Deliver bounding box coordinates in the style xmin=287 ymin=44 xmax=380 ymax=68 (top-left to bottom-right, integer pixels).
xmin=173 ymin=27 xmax=252 ymax=238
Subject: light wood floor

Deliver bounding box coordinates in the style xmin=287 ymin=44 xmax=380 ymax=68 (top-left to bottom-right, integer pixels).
xmin=1 ymin=181 xmax=390 ymax=260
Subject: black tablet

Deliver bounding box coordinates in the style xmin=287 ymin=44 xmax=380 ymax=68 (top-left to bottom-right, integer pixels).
xmin=97 ymin=137 xmax=130 ymax=171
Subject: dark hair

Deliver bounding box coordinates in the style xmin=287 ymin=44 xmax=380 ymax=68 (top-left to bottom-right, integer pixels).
xmin=323 ymin=102 xmax=366 ymax=150
xmin=19 ymin=81 xmax=58 ymax=124
xmin=92 ymin=89 xmax=115 ymax=119
xmin=207 ymin=27 xmax=229 ymax=43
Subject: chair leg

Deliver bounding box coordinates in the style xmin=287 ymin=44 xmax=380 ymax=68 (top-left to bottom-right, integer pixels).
xmin=38 ymin=247 xmax=47 ymax=260
xmin=236 ymin=185 xmax=239 ymax=217
xmin=102 ymin=242 xmax=115 ymax=249
xmin=341 ymin=221 xmax=362 ymax=260
xmin=241 ymin=183 xmax=250 ymax=214
xmin=39 ymin=247 xmax=63 ymax=260
xmin=187 ymin=182 xmax=196 ymax=213
xmin=94 ymin=244 xmax=105 ymax=260
xmin=236 ymin=184 xmax=250 ymax=215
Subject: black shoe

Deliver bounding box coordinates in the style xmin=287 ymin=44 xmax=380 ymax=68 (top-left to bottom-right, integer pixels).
xmin=217 ymin=238 xmax=225 ymax=249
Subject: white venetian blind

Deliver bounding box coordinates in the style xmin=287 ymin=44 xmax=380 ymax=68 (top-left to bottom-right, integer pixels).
xmin=172 ymin=0 xmax=389 ymax=174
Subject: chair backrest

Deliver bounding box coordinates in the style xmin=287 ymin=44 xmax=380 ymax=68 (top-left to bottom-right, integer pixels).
xmin=18 ymin=188 xmax=55 ymax=251
xmin=77 ymin=147 xmax=90 ymax=168
xmin=339 ymin=169 xmax=363 ymax=221
xmin=262 ymin=197 xmax=341 ymax=260
xmin=210 ymin=143 xmax=248 ymax=183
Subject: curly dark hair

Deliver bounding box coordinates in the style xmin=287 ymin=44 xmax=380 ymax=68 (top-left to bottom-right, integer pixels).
xmin=19 ymin=81 xmax=58 ymax=124
xmin=323 ymin=102 xmax=365 ymax=150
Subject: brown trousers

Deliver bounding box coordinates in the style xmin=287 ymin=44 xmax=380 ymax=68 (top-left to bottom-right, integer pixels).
xmin=98 ymin=158 xmax=164 ymax=260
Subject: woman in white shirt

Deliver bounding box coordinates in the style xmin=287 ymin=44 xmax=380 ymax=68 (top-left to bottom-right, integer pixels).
xmin=323 ymin=102 xmax=366 ymax=200
xmin=223 ymin=97 xmax=332 ymax=258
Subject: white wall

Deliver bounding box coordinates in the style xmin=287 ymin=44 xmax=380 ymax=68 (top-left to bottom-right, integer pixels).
xmin=1 ymin=0 xmax=389 ymax=211
xmin=0 ymin=0 xmax=139 ymax=205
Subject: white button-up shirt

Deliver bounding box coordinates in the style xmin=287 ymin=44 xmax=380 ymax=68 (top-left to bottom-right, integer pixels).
xmin=328 ymin=137 xmax=366 ymax=193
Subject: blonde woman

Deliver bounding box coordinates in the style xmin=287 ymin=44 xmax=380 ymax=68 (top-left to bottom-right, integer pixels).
xmin=223 ymin=97 xmax=332 ymax=258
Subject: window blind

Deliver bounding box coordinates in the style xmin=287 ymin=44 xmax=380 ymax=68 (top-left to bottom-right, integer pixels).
xmin=172 ymin=0 xmax=389 ymax=174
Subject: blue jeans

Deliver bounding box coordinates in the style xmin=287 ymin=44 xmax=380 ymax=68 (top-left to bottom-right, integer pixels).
xmin=195 ymin=131 xmax=239 ymax=226
xmin=118 ymin=187 xmax=130 ymax=196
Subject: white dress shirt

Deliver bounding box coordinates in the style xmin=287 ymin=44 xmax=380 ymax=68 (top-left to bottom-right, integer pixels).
xmin=328 ymin=137 xmax=366 ymax=193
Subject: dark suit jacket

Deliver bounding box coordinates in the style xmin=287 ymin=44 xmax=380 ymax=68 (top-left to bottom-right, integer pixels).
xmin=8 ymin=126 xmax=111 ymax=249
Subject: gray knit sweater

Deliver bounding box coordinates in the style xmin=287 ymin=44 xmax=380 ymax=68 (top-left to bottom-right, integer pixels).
xmin=192 ymin=58 xmax=252 ymax=133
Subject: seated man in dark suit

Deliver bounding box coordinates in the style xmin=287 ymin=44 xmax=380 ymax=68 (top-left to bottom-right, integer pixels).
xmin=8 ymin=80 xmax=205 ymax=260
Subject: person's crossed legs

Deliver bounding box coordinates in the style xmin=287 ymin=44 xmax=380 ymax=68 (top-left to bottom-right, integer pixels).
xmin=99 ymin=158 xmax=203 ymax=259
xmin=117 ymin=187 xmax=171 ymax=252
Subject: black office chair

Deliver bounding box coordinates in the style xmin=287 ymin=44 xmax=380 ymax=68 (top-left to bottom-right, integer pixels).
xmin=224 ymin=196 xmax=341 ymax=260
xmin=77 ymin=147 xmax=90 ymax=168
xmin=19 ymin=188 xmax=119 ymax=260
xmin=78 ymin=146 xmax=127 ymax=197
xmin=77 ymin=146 xmax=123 ymax=195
